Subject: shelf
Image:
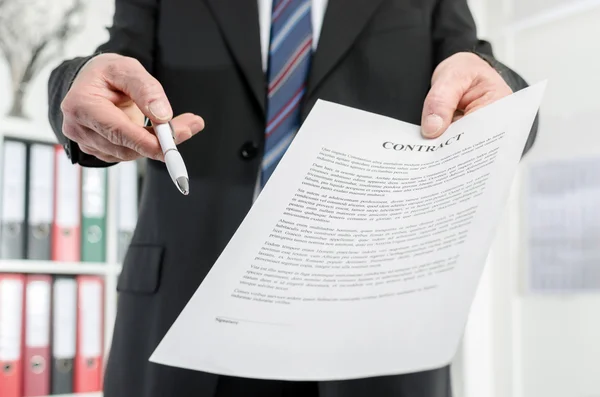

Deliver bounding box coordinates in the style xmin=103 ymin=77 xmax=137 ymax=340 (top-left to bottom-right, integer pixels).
xmin=0 ymin=259 xmax=122 ymax=276
xmin=0 ymin=117 xmax=58 ymax=144
xmin=50 ymin=393 xmax=102 ymax=397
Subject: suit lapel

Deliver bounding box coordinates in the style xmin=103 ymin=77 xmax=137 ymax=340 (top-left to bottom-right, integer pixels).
xmin=204 ymin=0 xmax=266 ymax=115
xmin=306 ymin=0 xmax=386 ymax=100
xmin=203 ymin=0 xmax=386 ymax=117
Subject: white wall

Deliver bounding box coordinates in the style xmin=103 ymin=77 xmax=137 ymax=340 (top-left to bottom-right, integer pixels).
xmin=509 ymin=4 xmax=600 ymax=396
xmin=460 ymin=1 xmax=600 ymax=396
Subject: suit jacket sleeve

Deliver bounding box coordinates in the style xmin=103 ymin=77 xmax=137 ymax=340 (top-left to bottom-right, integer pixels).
xmin=47 ymin=0 xmax=159 ymax=167
xmin=431 ymin=0 xmax=539 ymax=155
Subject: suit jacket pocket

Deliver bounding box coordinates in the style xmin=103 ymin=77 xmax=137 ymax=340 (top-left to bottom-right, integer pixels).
xmin=117 ymin=244 xmax=164 ymax=294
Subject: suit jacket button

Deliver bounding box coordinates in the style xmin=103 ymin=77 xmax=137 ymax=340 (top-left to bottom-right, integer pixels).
xmin=240 ymin=141 xmax=258 ymax=160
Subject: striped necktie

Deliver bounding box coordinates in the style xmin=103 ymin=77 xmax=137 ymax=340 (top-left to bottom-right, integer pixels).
xmin=261 ymin=0 xmax=313 ymax=187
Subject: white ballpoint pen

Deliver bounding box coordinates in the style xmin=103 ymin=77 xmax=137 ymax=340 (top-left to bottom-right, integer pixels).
xmin=152 ymin=121 xmax=190 ymax=195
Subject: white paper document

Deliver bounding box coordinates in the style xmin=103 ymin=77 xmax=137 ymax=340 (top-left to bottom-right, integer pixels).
xmin=150 ymin=82 xmax=546 ymax=380
xmin=527 ymin=156 xmax=600 ymax=292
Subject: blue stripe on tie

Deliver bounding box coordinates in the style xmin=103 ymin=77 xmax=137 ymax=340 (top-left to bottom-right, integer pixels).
xmin=270 ymin=1 xmax=311 ymax=53
xmin=270 ymin=11 xmax=311 ymax=66
xmin=268 ymin=35 xmax=312 ymax=97
xmin=265 ymin=104 xmax=303 ymax=153
xmin=266 ymin=86 xmax=305 ymax=135
xmin=269 ymin=28 xmax=312 ymax=84
xmin=272 ymin=0 xmax=293 ymax=21
xmin=267 ymin=49 xmax=310 ymax=107
xmin=260 ymin=129 xmax=297 ymax=186
xmin=262 ymin=128 xmax=297 ymax=170
xmin=266 ymin=58 xmax=310 ymax=128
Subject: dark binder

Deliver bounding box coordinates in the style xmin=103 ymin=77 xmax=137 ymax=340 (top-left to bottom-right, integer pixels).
xmin=51 ymin=276 xmax=77 ymax=394
xmin=51 ymin=357 xmax=74 ymax=395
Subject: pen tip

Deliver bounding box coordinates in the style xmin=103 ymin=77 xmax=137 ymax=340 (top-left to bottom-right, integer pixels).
xmin=176 ymin=177 xmax=189 ymax=195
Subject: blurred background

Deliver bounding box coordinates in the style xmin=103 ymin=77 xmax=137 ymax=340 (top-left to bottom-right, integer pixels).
xmin=0 ymin=1 xmax=598 ymax=397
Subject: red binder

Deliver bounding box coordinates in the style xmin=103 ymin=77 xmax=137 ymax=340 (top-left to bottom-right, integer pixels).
xmin=74 ymin=276 xmax=104 ymax=392
xmin=51 ymin=145 xmax=81 ymax=262
xmin=23 ymin=274 xmax=52 ymax=396
xmin=0 ymin=274 xmax=25 ymax=397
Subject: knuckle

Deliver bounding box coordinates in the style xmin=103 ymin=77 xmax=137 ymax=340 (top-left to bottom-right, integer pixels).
xmin=105 ymin=124 xmax=124 ymax=146
xmin=62 ymin=122 xmax=82 ymax=142
xmin=481 ymin=90 xmax=497 ymax=105
xmin=89 ymin=118 xmax=106 ymax=135
xmin=60 ymin=96 xmax=76 ymax=115
xmin=426 ymin=82 xmax=463 ymax=117
xmin=440 ymin=64 xmax=471 ymax=85
xmin=103 ymin=57 xmax=139 ymax=83
xmin=426 ymin=91 xmax=450 ymax=110
xmin=124 ymin=151 xmax=139 ymax=161
xmin=116 ymin=147 xmax=140 ymax=162
xmin=122 ymin=56 xmax=143 ymax=70
xmin=61 ymin=94 xmax=89 ymax=123
xmin=103 ymin=61 xmax=121 ymax=80
xmin=61 ymin=121 xmax=76 ymax=139
xmin=71 ymin=103 xmax=89 ymax=124
xmin=129 ymin=136 xmax=150 ymax=157
xmin=103 ymin=58 xmax=130 ymax=79
xmin=121 ymin=57 xmax=144 ymax=77
xmin=113 ymin=146 xmax=130 ymax=160
xmin=176 ymin=129 xmax=193 ymax=144
xmin=136 ymin=80 xmax=162 ymax=101
xmin=95 ymin=152 xmax=115 ymax=163
xmin=79 ymin=145 xmax=95 ymax=155
xmin=121 ymin=152 xmax=137 ymax=161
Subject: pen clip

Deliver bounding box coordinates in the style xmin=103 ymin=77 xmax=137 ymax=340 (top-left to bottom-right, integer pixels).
xmin=168 ymin=121 xmax=176 ymax=140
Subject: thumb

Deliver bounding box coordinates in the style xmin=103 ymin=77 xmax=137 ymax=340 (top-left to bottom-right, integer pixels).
xmin=421 ymin=79 xmax=466 ymax=139
xmin=102 ymin=56 xmax=173 ymax=123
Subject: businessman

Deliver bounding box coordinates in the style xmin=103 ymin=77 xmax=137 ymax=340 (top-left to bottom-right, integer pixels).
xmin=48 ymin=0 xmax=537 ymax=396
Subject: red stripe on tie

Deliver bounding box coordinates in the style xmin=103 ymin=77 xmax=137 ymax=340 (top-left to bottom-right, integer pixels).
xmin=268 ymin=37 xmax=312 ymax=96
xmin=272 ymin=0 xmax=293 ymax=22
xmin=266 ymin=85 xmax=305 ymax=137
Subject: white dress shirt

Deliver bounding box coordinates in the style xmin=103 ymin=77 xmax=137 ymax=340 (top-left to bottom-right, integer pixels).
xmin=257 ymin=0 xmax=329 ymax=72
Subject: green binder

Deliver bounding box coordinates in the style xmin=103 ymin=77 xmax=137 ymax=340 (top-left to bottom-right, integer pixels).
xmin=81 ymin=168 xmax=107 ymax=262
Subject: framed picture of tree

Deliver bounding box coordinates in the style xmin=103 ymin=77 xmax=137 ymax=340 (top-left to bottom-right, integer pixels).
xmin=0 ymin=0 xmax=87 ymax=120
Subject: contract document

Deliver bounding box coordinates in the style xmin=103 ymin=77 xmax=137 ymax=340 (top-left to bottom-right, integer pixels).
xmin=150 ymin=82 xmax=546 ymax=380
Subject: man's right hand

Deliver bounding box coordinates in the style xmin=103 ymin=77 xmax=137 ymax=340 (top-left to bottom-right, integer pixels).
xmin=60 ymin=53 xmax=205 ymax=163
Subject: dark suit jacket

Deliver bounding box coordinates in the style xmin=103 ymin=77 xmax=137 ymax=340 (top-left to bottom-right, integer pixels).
xmin=48 ymin=1 xmax=537 ymax=396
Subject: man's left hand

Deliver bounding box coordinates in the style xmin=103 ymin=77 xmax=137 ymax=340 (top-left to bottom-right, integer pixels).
xmin=421 ymin=52 xmax=513 ymax=138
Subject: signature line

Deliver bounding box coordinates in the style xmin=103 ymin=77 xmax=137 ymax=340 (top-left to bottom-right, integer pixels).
xmin=216 ymin=316 xmax=291 ymax=327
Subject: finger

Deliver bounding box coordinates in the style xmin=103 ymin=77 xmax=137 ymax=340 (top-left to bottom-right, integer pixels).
xmin=457 ymin=83 xmax=490 ymax=111
xmin=146 ymin=113 xmax=205 ymax=144
xmin=462 ymin=88 xmax=511 ymax=116
xmin=452 ymin=109 xmax=465 ymax=123
xmin=461 ymin=85 xmax=508 ymax=116
xmin=421 ymin=77 xmax=470 ymax=138
xmin=463 ymin=91 xmax=497 ymax=115
xmin=71 ymin=97 xmax=163 ymax=160
xmin=102 ymin=57 xmax=173 ymax=123
xmin=75 ymin=124 xmax=141 ymax=161
xmin=79 ymin=144 xmax=123 ymax=164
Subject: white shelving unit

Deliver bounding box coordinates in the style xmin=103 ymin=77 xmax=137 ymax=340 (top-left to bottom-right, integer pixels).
xmin=0 ymin=260 xmax=122 ymax=276
xmin=0 ymin=119 xmax=127 ymax=396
